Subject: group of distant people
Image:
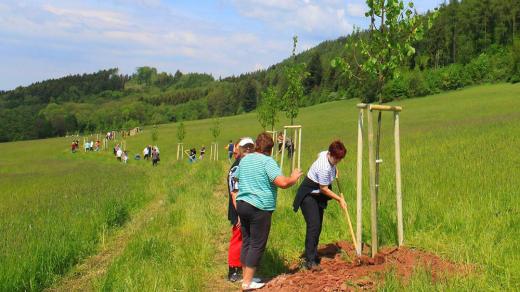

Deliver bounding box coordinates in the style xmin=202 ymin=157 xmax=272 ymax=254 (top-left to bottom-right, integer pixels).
xmin=70 ymin=138 xmax=162 ymax=167
xmin=113 ymin=144 xmax=129 ymax=163
xmin=85 ymin=140 xmax=101 ymax=152
xmin=224 ymin=132 xmax=348 ymax=290
xmin=142 ymin=145 xmax=160 ymax=166
xmin=106 ymin=131 xmax=116 ymax=140
xmin=70 ymin=140 xmax=101 ymax=153
xmin=184 ymin=145 xmax=207 ymax=163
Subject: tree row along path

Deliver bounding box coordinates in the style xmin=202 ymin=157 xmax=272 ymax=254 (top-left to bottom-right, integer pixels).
xmin=46 ymin=163 xmax=175 ymax=291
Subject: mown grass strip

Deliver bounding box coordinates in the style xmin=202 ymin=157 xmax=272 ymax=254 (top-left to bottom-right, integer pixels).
xmin=96 ymin=160 xmax=229 ymax=291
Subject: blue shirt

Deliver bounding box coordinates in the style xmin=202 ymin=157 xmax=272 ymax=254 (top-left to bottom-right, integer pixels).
xmin=236 ymin=153 xmax=282 ymax=211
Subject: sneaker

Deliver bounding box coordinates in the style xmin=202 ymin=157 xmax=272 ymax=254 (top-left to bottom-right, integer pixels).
xmin=228 ymin=267 xmax=241 ymax=282
xmin=241 ymin=281 xmax=265 ymax=291
xmin=239 ymin=277 xmax=261 ymax=283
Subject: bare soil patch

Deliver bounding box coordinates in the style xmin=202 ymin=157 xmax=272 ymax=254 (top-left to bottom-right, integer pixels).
xmin=260 ymin=241 xmax=468 ymax=291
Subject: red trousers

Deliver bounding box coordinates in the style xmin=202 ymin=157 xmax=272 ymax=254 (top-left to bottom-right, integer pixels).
xmin=228 ymin=225 xmax=242 ymax=267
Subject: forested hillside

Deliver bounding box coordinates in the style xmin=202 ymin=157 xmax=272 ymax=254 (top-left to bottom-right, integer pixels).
xmin=1 ymin=0 xmax=519 ymax=142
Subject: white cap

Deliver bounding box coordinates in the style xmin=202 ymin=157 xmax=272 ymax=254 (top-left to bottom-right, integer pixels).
xmin=238 ymin=137 xmax=255 ymax=147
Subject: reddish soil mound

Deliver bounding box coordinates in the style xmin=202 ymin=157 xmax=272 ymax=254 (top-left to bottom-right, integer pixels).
xmin=260 ymin=242 xmax=465 ymax=291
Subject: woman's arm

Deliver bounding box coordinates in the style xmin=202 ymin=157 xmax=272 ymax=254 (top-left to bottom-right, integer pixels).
xmin=319 ymin=184 xmax=347 ymax=209
xmin=231 ymin=190 xmax=238 ymax=210
xmin=273 ymin=168 xmax=303 ymax=189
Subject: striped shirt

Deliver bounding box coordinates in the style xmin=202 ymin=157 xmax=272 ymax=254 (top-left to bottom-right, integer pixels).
xmin=307 ymin=151 xmax=336 ymax=193
xmin=236 ymin=153 xmax=282 ymax=211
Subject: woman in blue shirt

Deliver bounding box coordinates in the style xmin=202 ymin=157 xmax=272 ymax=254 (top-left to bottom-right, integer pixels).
xmin=236 ymin=132 xmax=302 ymax=290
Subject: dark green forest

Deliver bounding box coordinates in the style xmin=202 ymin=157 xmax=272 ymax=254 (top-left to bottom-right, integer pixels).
xmin=1 ymin=0 xmax=519 ymax=142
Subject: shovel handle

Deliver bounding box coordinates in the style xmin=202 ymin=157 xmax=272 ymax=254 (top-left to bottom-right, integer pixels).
xmin=340 ymin=192 xmax=359 ymax=252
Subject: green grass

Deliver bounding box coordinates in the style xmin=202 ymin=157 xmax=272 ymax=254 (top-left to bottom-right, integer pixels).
xmin=0 ymin=139 xmax=152 ymax=291
xmin=1 ymin=83 xmax=519 ymax=290
xmin=96 ymin=161 xmax=228 ymax=291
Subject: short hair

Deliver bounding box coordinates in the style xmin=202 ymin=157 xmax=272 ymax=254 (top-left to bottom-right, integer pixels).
xmin=329 ymin=140 xmax=347 ymax=160
xmin=255 ymin=132 xmax=274 ymax=155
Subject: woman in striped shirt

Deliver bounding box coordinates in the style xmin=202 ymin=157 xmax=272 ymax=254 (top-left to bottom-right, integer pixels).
xmin=236 ymin=132 xmax=302 ymax=290
xmin=293 ymin=140 xmax=347 ymax=270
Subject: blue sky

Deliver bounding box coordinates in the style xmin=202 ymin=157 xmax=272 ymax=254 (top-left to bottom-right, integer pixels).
xmin=0 ymin=0 xmax=444 ymax=90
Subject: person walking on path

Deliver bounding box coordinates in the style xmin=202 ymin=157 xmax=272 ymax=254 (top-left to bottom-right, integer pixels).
xmin=293 ymin=140 xmax=348 ymax=270
xmin=227 ymin=137 xmax=255 ymax=282
xmin=236 ymin=132 xmax=302 ymax=290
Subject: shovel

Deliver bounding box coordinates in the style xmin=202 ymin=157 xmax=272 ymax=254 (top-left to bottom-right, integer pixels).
xmin=335 ymin=178 xmax=359 ymax=253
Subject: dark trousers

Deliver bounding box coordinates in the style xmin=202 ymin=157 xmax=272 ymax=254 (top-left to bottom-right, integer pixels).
xmin=237 ymin=200 xmax=272 ymax=267
xmin=300 ymin=195 xmax=324 ymax=263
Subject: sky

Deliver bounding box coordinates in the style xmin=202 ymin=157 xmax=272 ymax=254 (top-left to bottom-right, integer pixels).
xmin=0 ymin=0 xmax=444 ymax=90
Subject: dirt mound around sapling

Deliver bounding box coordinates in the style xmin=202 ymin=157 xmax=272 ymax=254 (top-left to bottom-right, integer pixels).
xmin=260 ymin=241 xmax=468 ymax=291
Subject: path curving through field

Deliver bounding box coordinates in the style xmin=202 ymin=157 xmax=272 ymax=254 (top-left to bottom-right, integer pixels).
xmin=46 ymin=168 xmax=170 ymax=291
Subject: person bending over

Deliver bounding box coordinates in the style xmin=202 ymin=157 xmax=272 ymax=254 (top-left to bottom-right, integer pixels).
xmin=293 ymin=140 xmax=347 ymax=270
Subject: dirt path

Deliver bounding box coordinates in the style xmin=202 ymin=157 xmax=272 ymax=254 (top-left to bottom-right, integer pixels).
xmin=204 ymin=164 xmax=240 ymax=292
xmin=46 ymin=173 xmax=168 ymax=291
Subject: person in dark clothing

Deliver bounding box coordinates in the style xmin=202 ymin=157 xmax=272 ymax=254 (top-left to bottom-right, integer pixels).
xmin=293 ymin=140 xmax=348 ymax=270
xmin=226 ymin=137 xmax=255 ymax=282
xmin=226 ymin=140 xmax=235 ymax=162
xmin=189 ymin=148 xmax=196 ymax=163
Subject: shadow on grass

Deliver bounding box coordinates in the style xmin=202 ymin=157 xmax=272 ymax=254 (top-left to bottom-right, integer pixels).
xmin=258 ymin=248 xmax=290 ymax=279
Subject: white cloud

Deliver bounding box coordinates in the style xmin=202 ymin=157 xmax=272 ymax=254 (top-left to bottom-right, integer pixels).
xmin=43 ymin=5 xmax=129 ymax=28
xmin=0 ymin=0 xmax=445 ymax=89
xmin=229 ymin=0 xmax=353 ymax=38
xmin=346 ymin=3 xmax=365 ymax=17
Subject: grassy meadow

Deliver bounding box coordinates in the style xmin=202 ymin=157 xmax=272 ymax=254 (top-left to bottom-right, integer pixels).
xmin=1 ymin=83 xmax=519 ymax=291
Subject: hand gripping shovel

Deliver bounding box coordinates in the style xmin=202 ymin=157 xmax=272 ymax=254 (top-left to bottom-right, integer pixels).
xmin=335 ymin=178 xmax=359 ymax=252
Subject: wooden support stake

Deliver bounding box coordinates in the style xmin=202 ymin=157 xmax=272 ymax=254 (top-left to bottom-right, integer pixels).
xmin=367 ymin=108 xmax=378 ymax=257
xmin=297 ymin=127 xmax=302 ymax=170
xmin=355 ymin=108 xmax=364 ymax=256
xmin=292 ymin=128 xmax=297 ymax=171
xmin=267 ymin=131 xmax=277 ymax=158
xmin=280 ymin=128 xmax=287 ymax=172
xmin=394 ymin=112 xmax=403 ymax=246
xmin=369 ymin=104 xmax=402 ymax=112
xmin=177 ymin=143 xmax=183 ymax=160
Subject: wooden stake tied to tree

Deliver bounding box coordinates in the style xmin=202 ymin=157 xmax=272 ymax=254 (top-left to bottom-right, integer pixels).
xmin=332 ymin=0 xmax=431 ymax=257
xmin=176 ymin=122 xmax=185 ymax=161
xmin=210 ymin=118 xmax=221 ymax=161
